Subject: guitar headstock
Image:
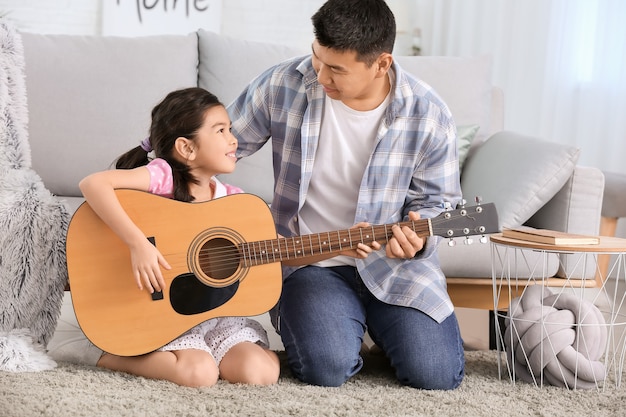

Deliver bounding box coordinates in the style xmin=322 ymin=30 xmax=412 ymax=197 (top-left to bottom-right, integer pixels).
xmin=431 ymin=202 xmax=499 ymax=241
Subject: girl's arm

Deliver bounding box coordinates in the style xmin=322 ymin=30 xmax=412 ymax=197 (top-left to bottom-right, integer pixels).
xmin=79 ymin=168 xmax=170 ymax=292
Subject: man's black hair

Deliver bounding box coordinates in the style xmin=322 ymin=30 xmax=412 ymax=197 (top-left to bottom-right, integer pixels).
xmin=312 ymin=0 xmax=396 ymax=66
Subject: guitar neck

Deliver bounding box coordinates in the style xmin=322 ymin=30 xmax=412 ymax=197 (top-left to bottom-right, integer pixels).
xmin=240 ymin=218 xmax=431 ymax=266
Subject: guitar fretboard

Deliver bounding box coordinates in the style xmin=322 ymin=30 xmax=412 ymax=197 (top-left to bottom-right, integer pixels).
xmin=239 ymin=219 xmax=432 ymax=266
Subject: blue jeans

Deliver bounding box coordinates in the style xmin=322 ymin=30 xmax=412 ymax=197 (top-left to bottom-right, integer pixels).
xmin=278 ymin=266 xmax=465 ymax=389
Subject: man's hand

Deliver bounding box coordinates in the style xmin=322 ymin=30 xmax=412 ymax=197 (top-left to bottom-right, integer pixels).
xmin=385 ymin=211 xmax=424 ymax=259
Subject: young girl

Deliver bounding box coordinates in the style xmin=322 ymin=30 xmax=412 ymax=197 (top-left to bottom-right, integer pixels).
xmin=76 ymin=87 xmax=280 ymax=387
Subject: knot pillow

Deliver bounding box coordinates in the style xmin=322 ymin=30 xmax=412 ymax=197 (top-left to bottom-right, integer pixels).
xmin=504 ymin=285 xmax=607 ymax=389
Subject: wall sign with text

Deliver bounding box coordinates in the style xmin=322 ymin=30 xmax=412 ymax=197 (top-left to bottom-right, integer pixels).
xmin=102 ymin=0 xmax=222 ymax=36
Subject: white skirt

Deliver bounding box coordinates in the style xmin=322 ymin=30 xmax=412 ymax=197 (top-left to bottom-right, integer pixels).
xmin=157 ymin=317 xmax=269 ymax=364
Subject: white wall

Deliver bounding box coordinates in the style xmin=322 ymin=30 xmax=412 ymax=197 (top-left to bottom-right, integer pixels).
xmin=0 ymin=0 xmax=420 ymax=54
xmin=0 ymin=0 xmax=101 ymax=35
xmin=0 ymin=0 xmax=321 ymax=46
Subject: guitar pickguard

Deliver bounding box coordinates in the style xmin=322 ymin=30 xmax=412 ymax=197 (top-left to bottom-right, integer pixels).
xmin=169 ymin=273 xmax=239 ymax=315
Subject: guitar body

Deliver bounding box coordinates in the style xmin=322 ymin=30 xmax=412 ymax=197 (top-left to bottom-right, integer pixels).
xmin=67 ymin=191 xmax=282 ymax=356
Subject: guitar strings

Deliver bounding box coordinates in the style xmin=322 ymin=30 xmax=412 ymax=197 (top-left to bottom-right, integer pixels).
xmin=193 ymin=209 xmax=489 ymax=271
xmin=195 ymin=222 xmax=431 ymax=266
xmin=188 ymin=207 xmax=492 ymax=277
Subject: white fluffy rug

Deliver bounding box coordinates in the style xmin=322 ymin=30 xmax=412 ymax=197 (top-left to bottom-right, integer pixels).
xmin=1 ymin=349 xmax=624 ymax=417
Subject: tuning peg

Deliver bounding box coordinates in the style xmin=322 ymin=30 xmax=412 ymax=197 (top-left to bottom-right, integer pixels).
xmin=443 ymin=201 xmax=452 ymax=211
xmin=459 ymin=199 xmax=467 ymax=208
xmin=448 ymin=239 xmax=456 ymax=247
xmin=475 ymin=196 xmax=483 ymax=205
xmin=463 ymin=237 xmax=474 ymax=245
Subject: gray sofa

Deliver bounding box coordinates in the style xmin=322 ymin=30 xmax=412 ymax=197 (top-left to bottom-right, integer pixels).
xmin=19 ymin=29 xmax=604 ymax=311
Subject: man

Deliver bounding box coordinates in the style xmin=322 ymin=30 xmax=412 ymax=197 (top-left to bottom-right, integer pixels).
xmin=228 ymin=0 xmax=464 ymax=390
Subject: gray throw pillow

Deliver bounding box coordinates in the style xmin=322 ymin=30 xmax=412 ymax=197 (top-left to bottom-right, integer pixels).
xmin=461 ymin=131 xmax=580 ymax=228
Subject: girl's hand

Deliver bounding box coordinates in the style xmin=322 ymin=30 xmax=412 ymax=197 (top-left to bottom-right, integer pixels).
xmin=129 ymin=238 xmax=171 ymax=293
xmin=385 ymin=211 xmax=424 ymax=259
xmin=339 ymin=222 xmax=382 ymax=259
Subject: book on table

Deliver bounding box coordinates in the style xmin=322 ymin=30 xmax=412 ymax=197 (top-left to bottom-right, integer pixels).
xmin=502 ymin=227 xmax=600 ymax=245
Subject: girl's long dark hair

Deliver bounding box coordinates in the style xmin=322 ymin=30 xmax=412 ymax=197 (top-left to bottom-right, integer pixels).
xmin=115 ymin=88 xmax=223 ymax=202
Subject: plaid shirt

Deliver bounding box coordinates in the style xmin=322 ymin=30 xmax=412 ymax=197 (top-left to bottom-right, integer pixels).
xmin=228 ymin=56 xmax=462 ymax=323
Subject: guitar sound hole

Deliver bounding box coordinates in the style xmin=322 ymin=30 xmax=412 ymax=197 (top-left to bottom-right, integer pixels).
xmin=199 ymin=237 xmax=240 ymax=280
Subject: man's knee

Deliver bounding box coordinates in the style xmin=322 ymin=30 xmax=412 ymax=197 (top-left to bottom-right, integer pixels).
xmin=298 ymin=354 xmax=362 ymax=387
xmin=396 ymin=355 xmax=465 ymax=390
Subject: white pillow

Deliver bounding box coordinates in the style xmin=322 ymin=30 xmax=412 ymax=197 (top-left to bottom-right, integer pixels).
xmin=395 ymin=55 xmax=493 ymax=145
xmin=457 ymin=124 xmax=480 ymax=171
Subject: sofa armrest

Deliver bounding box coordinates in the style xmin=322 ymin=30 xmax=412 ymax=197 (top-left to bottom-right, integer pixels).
xmin=525 ymin=166 xmax=604 ymax=236
xmin=526 ymin=166 xmax=604 ymax=279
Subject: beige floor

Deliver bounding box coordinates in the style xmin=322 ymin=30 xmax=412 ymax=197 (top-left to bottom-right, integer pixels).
xmin=457 ymin=308 xmax=490 ymax=350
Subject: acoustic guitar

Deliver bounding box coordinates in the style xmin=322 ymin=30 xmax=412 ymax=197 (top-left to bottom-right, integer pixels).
xmin=66 ymin=190 xmax=499 ymax=356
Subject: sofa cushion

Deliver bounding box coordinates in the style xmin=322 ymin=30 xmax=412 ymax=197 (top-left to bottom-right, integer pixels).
xmin=461 ymin=131 xmax=580 ymax=229
xmin=198 ymin=30 xmax=306 ymax=202
xmin=197 ymin=29 xmax=306 ymax=106
xmin=395 ymin=55 xmax=493 ymax=145
xmin=437 ymin=237 xmax=559 ymax=279
xmin=21 ymin=32 xmax=198 ymax=197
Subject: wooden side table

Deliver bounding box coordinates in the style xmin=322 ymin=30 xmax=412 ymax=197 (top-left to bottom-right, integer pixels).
xmin=490 ymin=233 xmax=626 ymax=390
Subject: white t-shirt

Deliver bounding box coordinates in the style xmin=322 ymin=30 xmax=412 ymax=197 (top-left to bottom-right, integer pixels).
xmin=299 ymin=84 xmax=392 ymax=267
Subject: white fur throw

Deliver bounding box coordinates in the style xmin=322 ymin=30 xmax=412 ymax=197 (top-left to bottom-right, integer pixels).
xmin=504 ymin=285 xmax=607 ymax=389
xmin=0 ymin=19 xmax=30 ymax=170
xmin=0 ymin=328 xmax=56 ymax=372
xmin=0 ymin=19 xmax=69 ymax=371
